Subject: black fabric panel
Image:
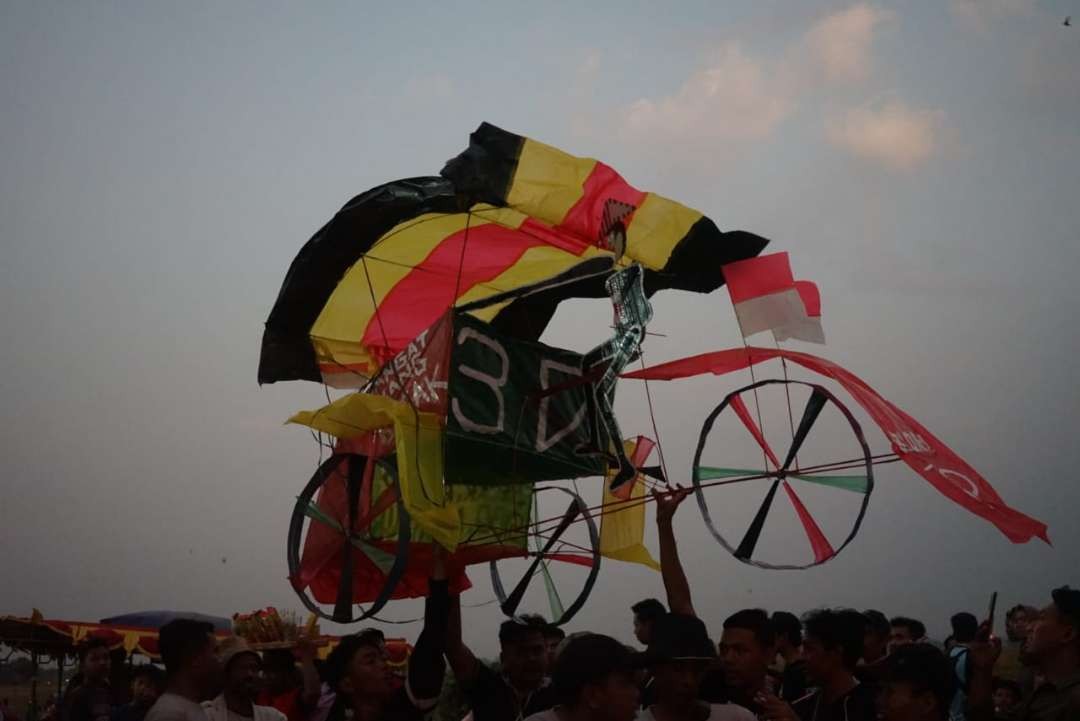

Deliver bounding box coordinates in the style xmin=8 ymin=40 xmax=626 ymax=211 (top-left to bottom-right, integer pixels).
xmin=440 ymin=122 xmax=525 ymax=206
xmin=258 ymin=177 xmax=462 ymax=384
xmin=653 ymin=219 xmax=771 ymax=295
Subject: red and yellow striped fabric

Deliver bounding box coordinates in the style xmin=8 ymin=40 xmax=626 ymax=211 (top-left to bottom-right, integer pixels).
xmin=260 ymin=123 xmax=767 ymax=387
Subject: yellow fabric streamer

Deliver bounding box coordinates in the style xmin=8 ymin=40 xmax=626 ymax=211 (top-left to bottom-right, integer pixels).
xmin=599 ymin=440 xmax=660 ymax=572
xmin=288 ymin=394 xmax=461 ymax=550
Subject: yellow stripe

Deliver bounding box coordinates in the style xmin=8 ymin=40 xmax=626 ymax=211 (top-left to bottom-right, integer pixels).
xmin=626 ymin=193 xmax=702 ymax=270
xmin=506 ymin=138 xmax=596 ymax=224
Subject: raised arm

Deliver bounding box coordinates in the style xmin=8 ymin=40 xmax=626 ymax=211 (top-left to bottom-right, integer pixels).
xmin=964 ymin=622 xmax=1002 ymax=721
xmin=653 ymin=486 xmax=695 ymax=617
xmin=445 ymin=569 xmax=481 ymax=683
xmin=406 ymin=547 xmax=451 ymax=705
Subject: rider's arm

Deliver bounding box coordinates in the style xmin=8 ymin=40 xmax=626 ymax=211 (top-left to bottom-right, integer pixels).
xmin=405 ymin=549 xmax=450 ymax=707
xmin=445 ymin=570 xmax=480 ymax=684
xmin=656 ymin=488 xmax=695 ymax=617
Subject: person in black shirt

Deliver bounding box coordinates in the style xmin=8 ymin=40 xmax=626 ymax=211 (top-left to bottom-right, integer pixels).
xmin=758 ymin=609 xmax=876 ymax=721
xmin=772 ymin=612 xmax=808 ymax=704
xmin=64 ymin=638 xmax=113 ymax=721
xmin=876 ymin=644 xmax=954 ymax=721
xmin=631 ymin=600 xmax=667 ymax=648
xmin=446 ymin=599 xmax=556 ymax=721
xmin=111 ymin=667 xmax=164 ymax=721
xmin=323 ymin=551 xmax=449 ymax=721
xmin=526 ymin=634 xmax=644 ymax=721
xmin=543 ymin=625 xmax=566 ymax=670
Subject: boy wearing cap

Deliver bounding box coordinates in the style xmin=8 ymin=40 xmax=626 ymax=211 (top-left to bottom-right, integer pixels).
xmin=639 ymin=614 xmax=755 ymax=721
xmin=523 ymin=634 xmax=643 ymax=721
xmin=876 ymin=644 xmax=954 ymax=721
xmin=203 ymin=639 xmax=286 ymax=721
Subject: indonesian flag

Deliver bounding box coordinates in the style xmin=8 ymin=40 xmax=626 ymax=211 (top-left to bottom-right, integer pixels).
xmin=723 ymin=253 xmax=824 ymax=344
xmin=775 ymin=281 xmax=825 ymax=344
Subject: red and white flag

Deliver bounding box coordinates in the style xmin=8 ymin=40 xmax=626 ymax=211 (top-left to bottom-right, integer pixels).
xmin=722 ymin=253 xmax=824 ymax=344
xmin=774 ymin=280 xmax=825 ymax=344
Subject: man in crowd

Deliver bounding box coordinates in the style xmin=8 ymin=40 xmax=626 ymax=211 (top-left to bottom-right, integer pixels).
xmin=446 ymin=600 xmax=556 ymax=721
xmin=631 ymin=600 xmax=666 ymax=648
xmin=112 ymin=666 xmax=164 ymax=721
xmin=257 ymin=644 xmax=320 ymax=721
xmin=992 ymin=680 xmax=1023 ymax=718
xmin=890 ymin=617 xmax=928 ymax=651
xmin=719 ymin=609 xmax=776 ymax=716
xmin=771 ymin=612 xmax=807 ymax=703
xmin=543 ymin=625 xmax=566 ymax=670
xmin=996 ymin=606 xmax=1037 ymax=691
xmin=64 ymin=638 xmax=113 ymax=721
xmin=638 ymin=614 xmax=754 ymax=721
xmin=967 ymin=585 xmax=1080 ymax=721
xmin=323 ymin=552 xmax=449 ymax=721
xmin=876 ymin=643 xmax=955 ymax=721
xmin=861 ymin=611 xmax=890 ymax=666
xmin=949 ymin=612 xmax=979 ymax=721
xmin=523 ymin=634 xmax=642 ymax=721
xmin=759 ymin=609 xmax=877 ymax=721
xmin=145 ymin=619 xmax=224 ymax=721
xmin=203 ymin=638 xmax=285 ymax=721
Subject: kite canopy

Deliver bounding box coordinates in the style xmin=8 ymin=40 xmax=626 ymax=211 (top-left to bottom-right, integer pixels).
xmin=259 ymin=122 xmax=768 ymax=387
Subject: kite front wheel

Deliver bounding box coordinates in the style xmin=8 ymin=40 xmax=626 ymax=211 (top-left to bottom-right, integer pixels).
xmin=286 ymin=453 xmax=412 ymax=623
xmin=692 ymin=379 xmax=874 ymax=569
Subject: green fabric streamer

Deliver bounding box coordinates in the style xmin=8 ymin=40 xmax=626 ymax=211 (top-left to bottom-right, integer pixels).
xmin=695 ymin=466 xmax=868 ymax=493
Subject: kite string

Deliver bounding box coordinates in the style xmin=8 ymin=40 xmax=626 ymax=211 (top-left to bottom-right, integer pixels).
xmin=774 ymin=338 xmax=799 ymax=471
xmin=740 ymin=338 xmax=772 ymax=472
xmin=358 ymin=257 xmax=445 ymax=509
xmin=451 ymin=209 xmax=472 ymax=307
xmin=638 ymin=349 xmax=671 ymax=487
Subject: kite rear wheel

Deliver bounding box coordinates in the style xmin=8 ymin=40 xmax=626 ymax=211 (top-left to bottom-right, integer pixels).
xmin=692 ymin=379 xmax=873 ymax=569
xmin=489 ymin=485 xmax=601 ymax=626
xmin=287 ymin=453 xmax=411 ymax=623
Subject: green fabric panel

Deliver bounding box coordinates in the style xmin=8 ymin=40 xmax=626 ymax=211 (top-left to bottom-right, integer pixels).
xmin=791 ymin=473 xmax=869 ymax=494
xmin=303 ymin=501 xmax=343 ymax=532
xmin=445 ymin=313 xmax=606 ymax=486
xmin=539 ymin=560 xmax=565 ymax=621
xmin=694 ymin=466 xmax=867 ymax=493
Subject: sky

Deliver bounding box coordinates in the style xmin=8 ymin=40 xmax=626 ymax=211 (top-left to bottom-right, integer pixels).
xmin=2 ymin=1 xmax=1079 ymax=657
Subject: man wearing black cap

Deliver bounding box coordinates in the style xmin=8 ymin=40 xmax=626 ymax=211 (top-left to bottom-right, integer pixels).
xmin=967 ymin=585 xmax=1080 ymax=721
xmin=876 ymin=644 xmax=954 ymax=721
xmin=523 ymin=634 xmax=642 ymax=721
xmin=640 ymin=614 xmax=755 ymax=721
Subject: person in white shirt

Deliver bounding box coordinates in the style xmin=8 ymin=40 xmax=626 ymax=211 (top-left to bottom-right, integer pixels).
xmin=202 ymin=638 xmax=285 ymax=721
xmin=636 ymin=614 xmax=755 ymax=721
xmin=145 ymin=619 xmax=224 ymax=721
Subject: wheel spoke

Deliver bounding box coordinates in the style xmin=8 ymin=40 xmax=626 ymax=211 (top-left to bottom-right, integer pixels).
xmin=734 ymin=479 xmax=781 ymax=560
xmin=790 ymin=473 xmax=868 ymax=494
xmin=782 ymin=480 xmax=835 ymax=563
xmin=695 ymin=466 xmax=772 ymax=482
xmin=501 ymin=499 xmax=581 ymax=617
xmin=729 ymin=394 xmax=782 ymax=470
xmin=539 ymin=560 xmax=565 ymax=620
xmin=781 ymin=388 xmax=828 ymax=472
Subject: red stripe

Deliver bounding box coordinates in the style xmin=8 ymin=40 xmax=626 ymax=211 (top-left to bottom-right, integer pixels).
xmin=361 ymin=223 xmax=547 ymax=359
xmin=722 ymin=252 xmax=795 ymax=304
xmin=729 ymin=394 xmax=782 ymax=470
xmin=795 ymin=280 xmax=821 ymax=317
xmin=782 ymin=480 xmax=835 ymax=563
xmin=556 ymin=162 xmax=647 ymax=245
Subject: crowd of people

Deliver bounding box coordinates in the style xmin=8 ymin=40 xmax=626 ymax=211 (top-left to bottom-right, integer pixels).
xmin=27 ymin=491 xmax=1079 ymax=721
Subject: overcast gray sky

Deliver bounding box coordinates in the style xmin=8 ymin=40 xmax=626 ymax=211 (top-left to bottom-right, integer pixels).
xmin=2 ymin=1 xmax=1078 ymax=656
